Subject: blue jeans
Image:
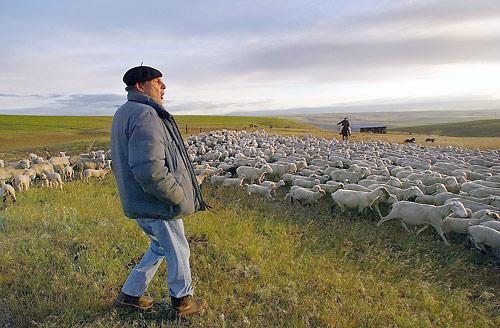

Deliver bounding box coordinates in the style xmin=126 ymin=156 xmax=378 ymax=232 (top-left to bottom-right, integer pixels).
xmin=121 ymin=218 xmax=193 ymax=298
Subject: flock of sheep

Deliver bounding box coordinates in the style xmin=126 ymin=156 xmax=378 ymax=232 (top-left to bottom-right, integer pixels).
xmin=0 ymin=150 xmax=112 ymax=199
xmin=186 ymin=130 xmax=500 ymax=256
xmin=1 ymin=129 xmax=500 ymax=258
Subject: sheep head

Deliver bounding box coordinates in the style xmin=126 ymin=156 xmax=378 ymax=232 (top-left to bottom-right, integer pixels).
xmin=447 ymin=201 xmax=468 ymax=218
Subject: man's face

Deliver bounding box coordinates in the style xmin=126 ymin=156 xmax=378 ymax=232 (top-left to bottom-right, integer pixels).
xmin=138 ymin=77 xmax=166 ymax=104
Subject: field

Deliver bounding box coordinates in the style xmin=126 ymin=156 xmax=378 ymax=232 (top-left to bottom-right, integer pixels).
xmin=396 ymin=119 xmax=500 ymax=138
xmin=0 ymin=115 xmax=499 ymax=327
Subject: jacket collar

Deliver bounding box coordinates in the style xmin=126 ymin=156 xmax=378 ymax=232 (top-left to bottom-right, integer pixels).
xmin=127 ymin=90 xmax=171 ymax=117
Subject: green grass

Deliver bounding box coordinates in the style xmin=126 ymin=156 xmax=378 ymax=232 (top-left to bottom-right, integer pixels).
xmin=0 ymin=176 xmax=498 ymax=327
xmin=0 ymin=115 xmax=318 ymax=160
xmin=395 ymin=119 xmax=500 ymax=137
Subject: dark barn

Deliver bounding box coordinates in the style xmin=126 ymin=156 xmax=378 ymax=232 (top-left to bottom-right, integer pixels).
xmin=352 ymin=123 xmax=387 ymax=134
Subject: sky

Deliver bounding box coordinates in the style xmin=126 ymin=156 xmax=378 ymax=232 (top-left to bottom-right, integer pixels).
xmin=1 ymin=0 xmax=500 ymax=116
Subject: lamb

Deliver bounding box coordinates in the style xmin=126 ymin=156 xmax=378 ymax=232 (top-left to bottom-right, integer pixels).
xmin=343 ymin=183 xmax=372 ymax=192
xmin=260 ymin=180 xmax=286 ymax=195
xmin=418 ymin=183 xmax=448 ymax=195
xmin=368 ymin=184 xmax=423 ymax=201
xmin=415 ymin=195 xmax=438 ymax=205
xmin=468 ymin=187 xmax=500 ymax=198
xmin=63 ymin=164 xmax=75 ymax=181
xmin=467 ymin=226 xmax=500 ymax=251
xmin=442 ymin=211 xmax=498 ymax=234
xmin=329 ymin=167 xmax=370 ymax=183
xmin=22 ymin=169 xmax=37 ymax=181
xmin=48 ymin=156 xmax=71 ymax=173
xmin=406 ymin=173 xmax=460 ymax=192
xmin=0 ymin=181 xmax=16 ymax=204
xmin=236 ymin=164 xmax=273 ymax=184
xmin=480 ymin=220 xmax=500 ymax=232
xmin=15 ymin=159 xmax=30 ymax=169
xmin=41 ymin=171 xmax=63 ymax=190
xmin=317 ymin=182 xmax=344 ymax=194
xmin=331 ymin=187 xmax=395 ymax=219
xmin=268 ymin=162 xmax=297 ymax=176
xmin=243 ymin=184 xmax=273 ymax=199
xmin=471 ymin=209 xmax=500 ymax=219
xmin=74 ymin=157 xmax=105 ymax=178
xmin=13 ymin=174 xmax=30 ymax=192
xmin=444 ymin=197 xmax=499 ymax=213
xmin=222 ymin=177 xmax=244 ymax=187
xmin=210 ymin=172 xmax=232 ymax=186
xmin=376 ymin=201 xmax=468 ymax=245
xmin=292 ymin=178 xmax=320 ymax=189
xmin=195 ymin=171 xmax=209 ymax=186
xmin=284 ymin=187 xmax=326 ymax=205
xmin=82 ymin=168 xmax=110 ymax=182
xmin=30 ymin=162 xmax=55 ymax=178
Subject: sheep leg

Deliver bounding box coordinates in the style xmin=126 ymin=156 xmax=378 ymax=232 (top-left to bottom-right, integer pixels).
xmin=415 ymin=224 xmax=428 ymax=235
xmin=395 ymin=220 xmax=410 ymax=232
xmin=373 ymin=205 xmax=383 ymax=219
xmin=376 ymin=214 xmax=395 ymax=227
xmin=431 ymin=224 xmax=450 ymax=245
xmin=472 ymin=239 xmax=485 ymax=252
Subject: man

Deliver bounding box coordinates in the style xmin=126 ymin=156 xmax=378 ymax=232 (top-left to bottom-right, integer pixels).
xmin=337 ymin=117 xmax=351 ymax=141
xmin=110 ymin=65 xmax=208 ymax=319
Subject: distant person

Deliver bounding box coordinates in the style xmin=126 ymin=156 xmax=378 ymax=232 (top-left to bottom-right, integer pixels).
xmin=110 ymin=65 xmax=208 ymax=319
xmin=337 ymin=117 xmax=351 ymax=141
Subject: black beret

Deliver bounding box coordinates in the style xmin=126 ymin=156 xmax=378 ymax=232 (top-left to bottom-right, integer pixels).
xmin=123 ymin=65 xmax=162 ymax=86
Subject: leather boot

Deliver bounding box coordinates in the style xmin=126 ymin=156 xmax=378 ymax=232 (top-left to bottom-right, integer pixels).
xmin=167 ymin=295 xmax=208 ymax=320
xmin=113 ymin=291 xmax=154 ymax=311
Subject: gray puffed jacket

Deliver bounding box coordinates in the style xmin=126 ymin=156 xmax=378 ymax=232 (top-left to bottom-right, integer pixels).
xmin=111 ymin=90 xmax=206 ymax=220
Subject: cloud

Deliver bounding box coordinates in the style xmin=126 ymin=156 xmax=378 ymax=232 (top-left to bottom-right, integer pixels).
xmin=1 ymin=1 xmax=500 ymax=115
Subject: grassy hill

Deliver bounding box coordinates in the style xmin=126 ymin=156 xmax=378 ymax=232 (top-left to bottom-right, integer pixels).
xmin=0 ymin=115 xmax=320 ymax=160
xmin=0 ymin=115 xmax=499 ymax=326
xmin=0 ymin=176 xmax=498 ymax=327
xmin=395 ymin=119 xmax=500 ymax=137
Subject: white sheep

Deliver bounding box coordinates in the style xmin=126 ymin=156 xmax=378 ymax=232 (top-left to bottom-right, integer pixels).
xmin=63 ymin=165 xmax=75 ymax=181
xmin=317 ymin=182 xmax=344 ymax=194
xmin=236 ymin=164 xmax=273 ymax=184
xmin=222 ymin=177 xmax=244 ymax=187
xmin=480 ymin=220 xmax=500 ymax=232
xmin=210 ymin=172 xmax=232 ymax=186
xmin=331 ymin=187 xmax=394 ymax=218
xmin=471 ymin=209 xmax=500 ymax=219
xmin=268 ymin=162 xmax=297 ymax=175
xmin=469 ymin=187 xmax=500 ymax=198
xmin=22 ymin=169 xmax=37 ymax=181
xmin=468 ymin=225 xmax=500 ymax=251
xmin=82 ymin=168 xmax=109 ymax=182
xmin=292 ymin=178 xmax=320 ymax=189
xmin=41 ymin=171 xmax=63 ymax=190
xmin=243 ymin=184 xmax=273 ymax=199
xmin=418 ymin=183 xmax=448 ymax=195
xmin=343 ymin=183 xmax=372 ymax=192
xmin=195 ymin=171 xmax=209 ymax=186
xmin=377 ymin=201 xmax=468 ymax=245
xmin=13 ymin=174 xmax=30 ymax=192
xmin=442 ymin=211 xmax=498 ymax=234
xmin=444 ymin=197 xmax=498 ymax=213
xmin=284 ymin=187 xmax=326 ymax=205
xmin=260 ymin=180 xmax=286 ymax=195
xmin=0 ymin=181 xmax=16 ymax=205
